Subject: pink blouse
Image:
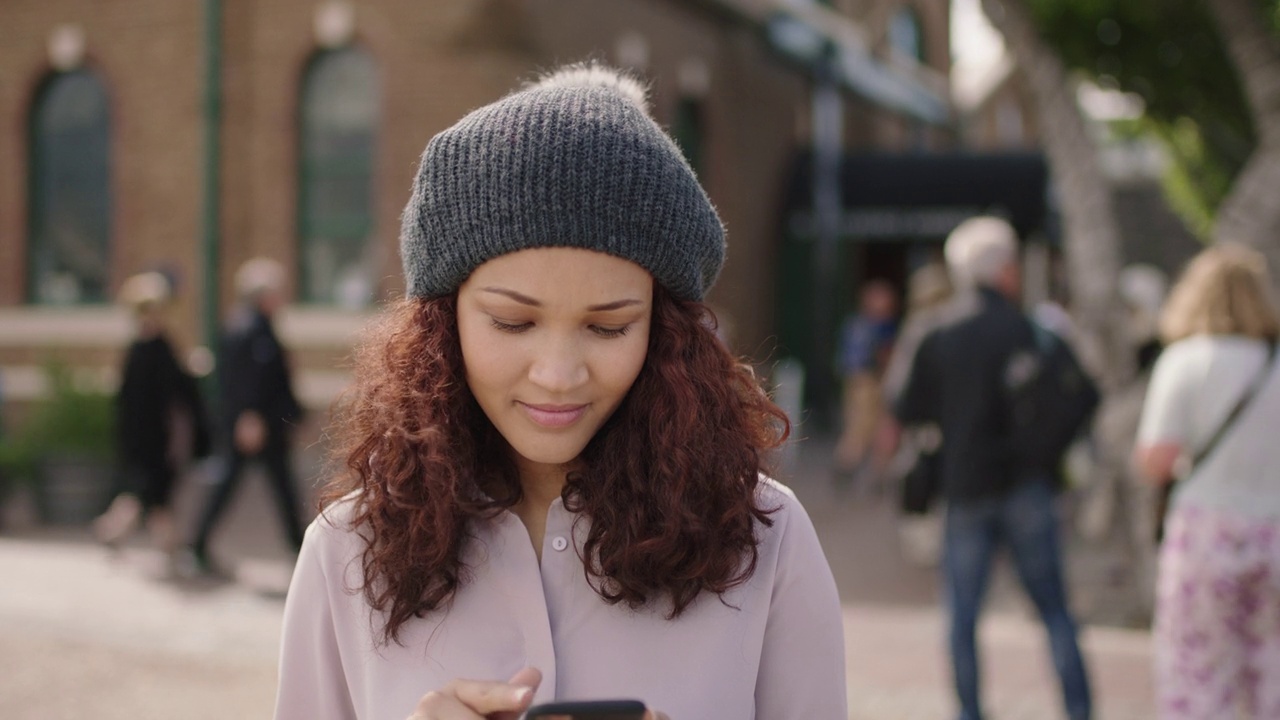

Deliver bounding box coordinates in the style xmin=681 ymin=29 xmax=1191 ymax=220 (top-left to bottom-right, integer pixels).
xmin=274 ymin=479 xmax=847 ymax=719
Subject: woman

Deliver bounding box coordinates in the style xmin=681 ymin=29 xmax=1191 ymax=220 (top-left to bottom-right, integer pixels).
xmin=881 ymin=261 xmax=955 ymax=565
xmin=1134 ymin=244 xmax=1280 ymax=718
xmin=275 ymin=64 xmax=846 ymax=720
xmin=93 ymin=271 xmax=210 ymax=563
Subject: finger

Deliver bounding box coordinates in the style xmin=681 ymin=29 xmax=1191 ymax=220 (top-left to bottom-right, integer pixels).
xmin=407 ymin=689 xmax=481 ymax=720
xmin=642 ymin=712 xmax=671 ymax=720
xmin=505 ymin=666 xmax=542 ymax=691
xmin=487 ymin=667 xmax=542 ymax=720
xmin=448 ymin=678 xmax=534 ymax=715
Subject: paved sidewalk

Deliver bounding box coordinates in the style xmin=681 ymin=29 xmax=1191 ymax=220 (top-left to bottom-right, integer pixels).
xmin=0 ymin=436 xmax=1157 ymax=719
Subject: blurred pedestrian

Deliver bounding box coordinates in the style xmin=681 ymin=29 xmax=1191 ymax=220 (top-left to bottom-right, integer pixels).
xmin=894 ymin=216 xmax=1093 ymax=720
xmin=882 ymin=261 xmax=960 ymax=404
xmin=93 ymin=271 xmax=211 ymax=565
xmin=1134 ymin=244 xmax=1280 ymax=718
xmin=187 ymin=257 xmax=305 ymax=574
xmin=881 ymin=261 xmax=961 ymax=567
xmin=1075 ymin=264 xmax=1169 ymax=622
xmin=833 ymin=279 xmax=899 ymax=487
xmin=274 ymin=63 xmax=845 ymax=720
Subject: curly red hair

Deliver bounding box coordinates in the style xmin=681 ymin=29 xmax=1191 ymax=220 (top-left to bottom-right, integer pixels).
xmin=321 ymin=285 xmax=790 ymax=645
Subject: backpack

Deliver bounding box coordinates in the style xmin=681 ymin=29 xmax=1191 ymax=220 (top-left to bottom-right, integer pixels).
xmin=1003 ymin=321 xmax=1100 ymax=482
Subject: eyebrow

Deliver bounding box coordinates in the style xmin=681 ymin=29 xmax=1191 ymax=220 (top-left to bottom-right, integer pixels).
xmin=480 ymin=287 xmax=645 ymax=312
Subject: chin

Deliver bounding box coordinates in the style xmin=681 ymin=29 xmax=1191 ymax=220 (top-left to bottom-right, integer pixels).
xmin=512 ymin=441 xmax=587 ymax=467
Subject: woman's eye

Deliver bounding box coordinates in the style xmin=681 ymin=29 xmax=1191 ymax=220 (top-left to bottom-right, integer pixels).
xmin=489 ymin=318 xmax=532 ymax=333
xmin=591 ymin=325 xmax=631 ymax=339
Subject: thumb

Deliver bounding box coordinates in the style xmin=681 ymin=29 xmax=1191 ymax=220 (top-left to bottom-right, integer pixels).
xmin=506 ymin=666 xmax=542 ymax=692
xmin=489 ymin=667 xmax=542 ymax=720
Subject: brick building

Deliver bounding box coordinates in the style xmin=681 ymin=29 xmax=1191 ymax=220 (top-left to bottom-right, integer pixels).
xmin=0 ymin=0 xmax=952 ymax=416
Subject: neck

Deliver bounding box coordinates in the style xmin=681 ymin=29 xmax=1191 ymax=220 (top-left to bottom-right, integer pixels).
xmin=516 ymin=458 xmax=568 ymax=511
xmin=510 ymin=457 xmax=571 ymax=564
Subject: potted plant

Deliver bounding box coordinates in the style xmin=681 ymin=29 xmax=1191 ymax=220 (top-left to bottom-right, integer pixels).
xmin=0 ymin=362 xmax=114 ymax=525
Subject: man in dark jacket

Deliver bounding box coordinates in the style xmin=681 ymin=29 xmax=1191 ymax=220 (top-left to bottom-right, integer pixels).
xmin=189 ymin=258 xmax=305 ymax=574
xmin=894 ymin=217 xmax=1092 ymax=720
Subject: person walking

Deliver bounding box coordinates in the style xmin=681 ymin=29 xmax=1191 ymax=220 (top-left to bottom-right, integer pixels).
xmin=882 ymin=261 xmax=960 ymax=566
xmin=188 ymin=257 xmax=306 ymax=574
xmin=893 ymin=216 xmax=1093 ymax=720
xmin=273 ymin=63 xmax=846 ymax=720
xmin=1134 ymin=244 xmax=1280 ymax=719
xmin=833 ymin=279 xmax=899 ymax=487
xmin=94 ymin=271 xmax=210 ymax=564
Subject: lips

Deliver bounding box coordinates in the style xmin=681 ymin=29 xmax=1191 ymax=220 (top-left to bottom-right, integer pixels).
xmin=519 ymin=402 xmax=589 ymax=428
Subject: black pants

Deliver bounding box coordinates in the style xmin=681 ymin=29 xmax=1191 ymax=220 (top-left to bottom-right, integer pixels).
xmin=191 ymin=446 xmax=305 ymax=559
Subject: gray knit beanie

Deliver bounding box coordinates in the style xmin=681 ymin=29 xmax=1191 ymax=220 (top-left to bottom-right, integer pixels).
xmin=399 ymin=63 xmax=725 ymax=301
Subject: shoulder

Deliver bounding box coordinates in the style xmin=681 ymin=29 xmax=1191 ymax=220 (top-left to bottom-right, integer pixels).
xmin=755 ymin=475 xmax=800 ymax=513
xmin=1155 ymin=336 xmax=1226 ymax=375
xmin=301 ymin=493 xmax=369 ymax=570
xmin=753 ymin=477 xmax=819 ymax=552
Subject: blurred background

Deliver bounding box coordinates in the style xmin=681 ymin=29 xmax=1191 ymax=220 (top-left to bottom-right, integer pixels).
xmin=1 ymin=0 xmax=1277 ymax=718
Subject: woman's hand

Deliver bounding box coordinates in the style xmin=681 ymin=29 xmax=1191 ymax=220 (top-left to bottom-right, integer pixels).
xmin=406 ymin=667 xmax=541 ymax=720
xmin=233 ymin=411 xmax=267 ymax=455
xmin=1133 ymin=442 xmax=1183 ymax=485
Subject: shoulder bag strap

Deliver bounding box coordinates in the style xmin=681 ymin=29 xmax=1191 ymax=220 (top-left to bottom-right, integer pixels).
xmin=1158 ymin=341 xmax=1278 ymax=543
xmin=1187 ymin=340 xmax=1278 ymax=471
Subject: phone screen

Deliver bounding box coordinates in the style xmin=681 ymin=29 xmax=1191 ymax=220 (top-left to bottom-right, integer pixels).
xmin=524 ymin=699 xmax=646 ymax=720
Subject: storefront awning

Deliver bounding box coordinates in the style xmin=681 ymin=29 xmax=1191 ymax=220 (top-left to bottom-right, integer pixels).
xmin=784 ymin=151 xmax=1051 ymax=242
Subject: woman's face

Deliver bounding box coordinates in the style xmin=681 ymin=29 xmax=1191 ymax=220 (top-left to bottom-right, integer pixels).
xmin=457 ymin=247 xmax=653 ymax=473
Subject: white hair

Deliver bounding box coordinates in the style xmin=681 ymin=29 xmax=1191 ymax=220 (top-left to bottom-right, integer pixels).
xmin=235 ymin=257 xmax=286 ymax=302
xmin=944 ymin=216 xmax=1018 ymax=288
xmin=118 ymin=271 xmax=171 ymax=312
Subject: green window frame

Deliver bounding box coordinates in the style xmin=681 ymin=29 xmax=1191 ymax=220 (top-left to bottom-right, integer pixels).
xmin=298 ymin=47 xmax=379 ymax=307
xmin=27 ymin=69 xmax=112 ymax=305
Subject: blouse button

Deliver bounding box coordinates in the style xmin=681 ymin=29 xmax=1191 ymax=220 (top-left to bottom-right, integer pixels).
xmin=551 ymin=536 xmax=568 ymax=552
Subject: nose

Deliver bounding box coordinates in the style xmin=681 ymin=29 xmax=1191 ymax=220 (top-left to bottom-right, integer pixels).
xmin=527 ymin=335 xmax=589 ymax=394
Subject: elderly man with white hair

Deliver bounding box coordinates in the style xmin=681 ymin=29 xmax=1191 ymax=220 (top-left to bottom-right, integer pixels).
xmin=185 ymin=257 xmax=306 ymax=575
xmin=893 ymin=216 xmax=1094 ymax=720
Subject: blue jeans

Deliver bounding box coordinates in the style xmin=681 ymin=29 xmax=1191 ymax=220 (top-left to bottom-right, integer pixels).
xmin=943 ymin=478 xmax=1092 ymax=720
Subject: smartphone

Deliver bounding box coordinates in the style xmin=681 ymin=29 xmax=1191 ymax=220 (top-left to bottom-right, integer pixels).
xmin=524 ymin=699 xmax=646 ymax=720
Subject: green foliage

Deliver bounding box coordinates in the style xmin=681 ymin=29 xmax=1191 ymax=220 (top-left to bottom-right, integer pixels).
xmin=1022 ymin=0 xmax=1278 ymax=225
xmin=0 ymin=361 xmax=113 ymax=485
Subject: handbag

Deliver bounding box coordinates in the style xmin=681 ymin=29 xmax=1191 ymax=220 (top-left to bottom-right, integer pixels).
xmin=1154 ymin=341 xmax=1278 ymax=542
xmin=900 ymin=425 xmax=943 ymax=515
xmin=900 ymin=448 xmax=941 ymax=515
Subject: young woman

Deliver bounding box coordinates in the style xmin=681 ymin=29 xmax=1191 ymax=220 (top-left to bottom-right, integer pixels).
xmin=274 ymin=64 xmax=846 ymax=720
xmin=1135 ymin=244 xmax=1280 ymax=718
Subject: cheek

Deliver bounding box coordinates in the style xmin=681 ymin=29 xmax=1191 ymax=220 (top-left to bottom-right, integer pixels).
xmin=458 ymin=318 xmax=518 ymax=393
xmin=600 ymin=330 xmax=650 ymax=395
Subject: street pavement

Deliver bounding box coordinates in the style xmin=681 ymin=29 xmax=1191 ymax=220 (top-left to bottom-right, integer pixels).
xmin=0 ymin=435 xmax=1157 ymax=719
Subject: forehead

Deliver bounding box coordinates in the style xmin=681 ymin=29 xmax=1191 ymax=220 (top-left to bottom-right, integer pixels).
xmin=463 ymin=247 xmax=653 ymax=299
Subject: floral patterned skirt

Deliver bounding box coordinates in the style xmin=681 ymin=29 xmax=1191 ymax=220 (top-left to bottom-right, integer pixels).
xmin=1155 ymin=503 xmax=1280 ymax=719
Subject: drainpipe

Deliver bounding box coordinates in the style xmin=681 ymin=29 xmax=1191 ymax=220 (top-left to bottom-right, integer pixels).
xmin=200 ymin=0 xmax=222 ymax=376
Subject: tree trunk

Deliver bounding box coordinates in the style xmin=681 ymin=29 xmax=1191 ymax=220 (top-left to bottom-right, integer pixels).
xmin=980 ymin=0 xmax=1132 ymax=388
xmin=1205 ymin=0 xmax=1280 ymax=275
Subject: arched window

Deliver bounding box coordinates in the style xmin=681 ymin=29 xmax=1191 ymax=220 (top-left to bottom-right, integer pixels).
xmin=298 ymin=47 xmax=379 ymax=307
xmin=671 ymin=97 xmax=705 ymax=177
xmin=28 ymin=69 xmax=111 ymax=304
xmin=888 ymin=7 xmax=925 ymax=63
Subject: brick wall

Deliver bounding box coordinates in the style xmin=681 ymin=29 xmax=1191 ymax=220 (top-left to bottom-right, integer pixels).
xmin=0 ymin=0 xmax=951 ymax=404
xmin=0 ymin=0 xmax=203 ymax=343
